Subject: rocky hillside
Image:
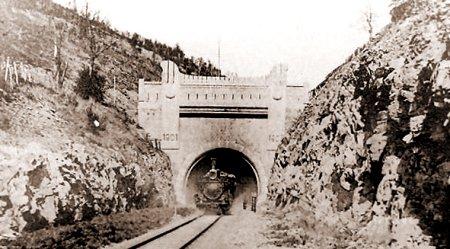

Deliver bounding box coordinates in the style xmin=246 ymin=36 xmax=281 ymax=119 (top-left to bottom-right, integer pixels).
xmin=268 ymin=0 xmax=449 ymax=248
xmin=0 ymin=0 xmax=197 ymax=241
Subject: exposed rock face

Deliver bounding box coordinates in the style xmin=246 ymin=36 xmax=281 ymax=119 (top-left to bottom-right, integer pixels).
xmin=268 ymin=0 xmax=449 ymax=247
xmin=0 ymin=131 xmax=174 ymax=239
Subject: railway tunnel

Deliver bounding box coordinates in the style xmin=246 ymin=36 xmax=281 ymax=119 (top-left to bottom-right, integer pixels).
xmin=184 ymin=148 xmax=259 ymax=210
xmin=138 ymin=60 xmax=307 ymax=207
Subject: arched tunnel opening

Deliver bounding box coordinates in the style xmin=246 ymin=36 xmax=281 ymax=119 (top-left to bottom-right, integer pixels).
xmin=185 ymin=148 xmax=259 ymax=212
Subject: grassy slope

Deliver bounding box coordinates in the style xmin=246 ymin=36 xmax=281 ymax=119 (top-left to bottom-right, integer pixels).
xmin=0 ymin=0 xmax=178 ymax=244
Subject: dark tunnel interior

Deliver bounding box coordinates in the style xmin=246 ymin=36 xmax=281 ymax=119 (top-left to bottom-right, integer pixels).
xmin=185 ymin=148 xmax=258 ymax=211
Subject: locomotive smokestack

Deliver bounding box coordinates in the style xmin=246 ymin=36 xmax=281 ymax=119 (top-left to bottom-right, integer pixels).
xmin=211 ymin=157 xmax=217 ymax=170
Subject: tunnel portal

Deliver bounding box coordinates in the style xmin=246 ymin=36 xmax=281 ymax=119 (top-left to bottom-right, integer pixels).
xmin=138 ymin=60 xmax=308 ymax=205
xmin=185 ymin=148 xmax=258 ymax=208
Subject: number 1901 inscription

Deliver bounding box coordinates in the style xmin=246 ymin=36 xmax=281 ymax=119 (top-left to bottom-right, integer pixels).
xmin=163 ymin=133 xmax=178 ymax=142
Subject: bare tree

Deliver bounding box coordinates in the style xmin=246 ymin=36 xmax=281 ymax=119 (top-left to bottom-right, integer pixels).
xmin=79 ymin=3 xmax=116 ymax=76
xmin=363 ymin=6 xmax=376 ymax=38
xmin=52 ymin=19 xmax=68 ymax=88
xmin=72 ymin=0 xmax=77 ymax=12
xmin=362 ymin=6 xmax=376 ymax=38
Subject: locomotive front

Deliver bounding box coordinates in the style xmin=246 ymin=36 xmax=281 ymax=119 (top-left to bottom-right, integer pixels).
xmin=194 ymin=158 xmax=236 ymax=214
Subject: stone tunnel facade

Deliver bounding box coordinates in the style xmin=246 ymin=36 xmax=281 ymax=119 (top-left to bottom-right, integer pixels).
xmin=138 ymin=61 xmax=308 ymax=205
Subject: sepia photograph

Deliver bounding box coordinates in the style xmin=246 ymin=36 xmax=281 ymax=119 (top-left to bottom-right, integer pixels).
xmin=0 ymin=0 xmax=449 ymax=248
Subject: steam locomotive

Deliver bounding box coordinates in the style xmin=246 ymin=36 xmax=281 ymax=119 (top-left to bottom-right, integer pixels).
xmin=194 ymin=158 xmax=236 ymax=215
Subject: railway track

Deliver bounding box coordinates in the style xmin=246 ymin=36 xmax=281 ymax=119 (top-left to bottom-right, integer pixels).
xmin=126 ymin=215 xmax=221 ymax=249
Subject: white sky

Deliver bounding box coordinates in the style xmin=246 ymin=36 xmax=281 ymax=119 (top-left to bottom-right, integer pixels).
xmin=53 ymin=0 xmax=392 ymax=87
